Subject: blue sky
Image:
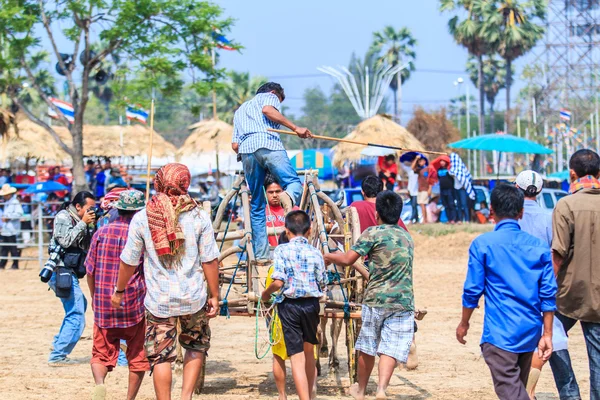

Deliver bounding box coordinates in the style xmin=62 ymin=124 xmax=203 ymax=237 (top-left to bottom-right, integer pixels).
xmin=216 ymin=0 xmax=523 ymax=120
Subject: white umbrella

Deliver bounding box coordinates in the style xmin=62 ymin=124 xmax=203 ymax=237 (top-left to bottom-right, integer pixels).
xmin=360 ymin=146 xmax=396 ymax=157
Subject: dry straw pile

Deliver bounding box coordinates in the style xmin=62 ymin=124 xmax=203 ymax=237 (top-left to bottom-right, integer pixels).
xmin=6 ymin=114 xmax=176 ymax=161
xmin=178 ymin=118 xmax=234 ymax=157
xmin=332 ymin=114 xmax=425 ymax=168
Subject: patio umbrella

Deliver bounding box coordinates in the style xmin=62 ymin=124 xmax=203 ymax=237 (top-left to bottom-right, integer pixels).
xmin=449 ymin=133 xmax=552 ymax=178
xmin=449 ymin=133 xmax=552 ymax=154
xmin=360 ymin=146 xmax=396 ymax=157
xmin=399 ymin=151 xmax=429 ymax=166
xmin=548 ymin=170 xmax=570 ymax=181
xmin=24 ymin=181 xmax=69 ymax=194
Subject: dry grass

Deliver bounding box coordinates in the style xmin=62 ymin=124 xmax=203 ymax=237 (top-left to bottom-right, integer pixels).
xmin=178 ymin=118 xmax=234 ymax=157
xmin=7 ymin=113 xmax=177 ymax=161
xmin=331 ymin=114 xmax=425 ymax=168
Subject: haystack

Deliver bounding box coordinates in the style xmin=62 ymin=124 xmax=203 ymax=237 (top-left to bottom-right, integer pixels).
xmin=6 ymin=115 xmax=69 ymax=161
xmin=5 ymin=115 xmax=176 ymax=160
xmin=332 ymin=114 xmax=425 ymax=168
xmin=52 ymin=124 xmax=177 ymax=158
xmin=0 ymin=108 xmax=14 ymax=138
xmin=178 ymin=118 xmax=234 ymax=157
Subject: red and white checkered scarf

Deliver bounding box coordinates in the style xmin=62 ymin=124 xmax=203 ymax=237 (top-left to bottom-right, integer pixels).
xmin=146 ymin=163 xmax=197 ymax=262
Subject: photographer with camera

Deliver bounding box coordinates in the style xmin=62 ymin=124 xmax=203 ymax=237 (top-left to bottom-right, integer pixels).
xmin=41 ymin=191 xmax=96 ymax=366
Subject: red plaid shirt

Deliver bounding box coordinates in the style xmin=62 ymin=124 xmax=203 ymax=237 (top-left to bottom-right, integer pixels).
xmin=86 ymin=216 xmax=145 ymax=329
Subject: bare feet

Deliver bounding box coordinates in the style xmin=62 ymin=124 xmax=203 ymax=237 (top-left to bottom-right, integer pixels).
xmin=375 ymin=391 xmax=388 ymax=399
xmin=349 ymin=383 xmax=365 ymax=400
xmin=406 ymin=341 xmax=418 ymax=370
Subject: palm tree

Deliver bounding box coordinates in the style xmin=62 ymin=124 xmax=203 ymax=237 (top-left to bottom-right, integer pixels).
xmin=466 ymin=55 xmax=508 ymax=133
xmin=222 ymin=71 xmax=267 ymax=113
xmin=440 ymin=0 xmax=495 ymax=138
xmin=481 ymin=0 xmax=546 ymax=132
xmin=370 ymin=26 xmax=417 ymax=124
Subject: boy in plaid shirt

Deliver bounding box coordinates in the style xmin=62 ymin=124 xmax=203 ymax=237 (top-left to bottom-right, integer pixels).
xmin=261 ymin=210 xmax=327 ymax=400
xmin=326 ymin=191 xmax=414 ymax=400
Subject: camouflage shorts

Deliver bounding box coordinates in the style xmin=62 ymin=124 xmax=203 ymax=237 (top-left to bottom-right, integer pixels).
xmin=145 ymin=308 xmax=211 ymax=370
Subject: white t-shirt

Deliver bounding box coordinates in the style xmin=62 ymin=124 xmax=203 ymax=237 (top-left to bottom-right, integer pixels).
xmin=400 ymin=163 xmax=419 ymax=196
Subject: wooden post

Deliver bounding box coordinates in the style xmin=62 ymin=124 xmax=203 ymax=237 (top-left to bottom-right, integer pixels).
xmin=145 ymin=97 xmax=156 ymax=202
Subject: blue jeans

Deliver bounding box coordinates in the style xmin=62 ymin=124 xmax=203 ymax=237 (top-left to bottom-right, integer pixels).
xmin=242 ymin=149 xmax=303 ymax=259
xmin=48 ymin=273 xmax=87 ymax=362
xmin=455 ymin=188 xmax=470 ymax=222
xmin=410 ymin=196 xmax=419 ymax=223
xmin=440 ymin=189 xmax=457 ymax=223
xmin=549 ymin=312 xmax=600 ymax=400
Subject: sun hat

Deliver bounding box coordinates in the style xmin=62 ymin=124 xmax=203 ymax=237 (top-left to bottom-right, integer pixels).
xmin=516 ymin=170 xmax=543 ymax=195
xmin=0 ymin=184 xmax=17 ymax=196
xmin=113 ymin=190 xmax=146 ymax=211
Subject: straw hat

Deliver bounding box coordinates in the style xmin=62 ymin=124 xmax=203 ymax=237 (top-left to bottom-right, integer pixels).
xmin=0 ymin=184 xmax=17 ymax=196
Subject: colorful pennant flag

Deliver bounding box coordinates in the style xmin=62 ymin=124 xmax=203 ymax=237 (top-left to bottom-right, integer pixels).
xmin=560 ymin=108 xmax=572 ymax=122
xmin=126 ymin=105 xmax=148 ymax=124
xmin=212 ymin=28 xmax=235 ymax=51
xmin=48 ymin=98 xmax=75 ymax=123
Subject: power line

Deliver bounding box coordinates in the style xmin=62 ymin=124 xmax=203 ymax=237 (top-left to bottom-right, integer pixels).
xmin=268 ymin=67 xmax=466 ymax=80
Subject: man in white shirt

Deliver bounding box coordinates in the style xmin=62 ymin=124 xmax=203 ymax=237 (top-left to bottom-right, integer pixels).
xmin=400 ymin=162 xmax=419 ymax=224
xmin=0 ymin=184 xmax=23 ymax=269
xmin=112 ymin=163 xmax=220 ymax=400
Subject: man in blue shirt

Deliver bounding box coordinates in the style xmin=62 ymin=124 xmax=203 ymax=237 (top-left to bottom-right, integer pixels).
xmin=457 ymin=184 xmax=557 ymax=400
xmin=232 ymin=82 xmax=312 ymax=262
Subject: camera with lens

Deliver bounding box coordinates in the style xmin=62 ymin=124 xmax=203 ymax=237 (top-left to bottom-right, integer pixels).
xmin=39 ymin=239 xmax=65 ymax=283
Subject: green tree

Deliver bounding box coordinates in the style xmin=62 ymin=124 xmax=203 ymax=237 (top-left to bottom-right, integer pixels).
xmin=219 ymin=71 xmax=267 ymax=122
xmin=370 ymin=26 xmax=417 ymax=124
xmin=467 ymin=55 xmax=508 ymax=133
xmin=440 ymin=0 xmax=494 ymax=137
xmin=0 ymin=0 xmax=235 ymax=190
xmin=481 ymin=0 xmax=546 ymax=132
xmin=282 ymin=85 xmax=364 ymax=150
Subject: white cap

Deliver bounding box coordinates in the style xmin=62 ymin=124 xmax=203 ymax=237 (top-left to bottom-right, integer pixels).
xmin=516 ymin=170 xmax=543 ymax=194
xmin=206 ymin=176 xmax=216 ymax=183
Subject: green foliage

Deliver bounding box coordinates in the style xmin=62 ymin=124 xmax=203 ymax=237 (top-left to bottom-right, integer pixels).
xmin=370 ymin=26 xmax=417 ymax=88
xmin=440 ymin=0 xmax=493 ymax=57
xmin=0 ymin=0 xmax=236 ymax=188
xmin=466 ymin=55 xmax=508 ymax=106
xmin=281 ymin=85 xmax=363 ymax=150
xmin=218 ymin=71 xmax=267 ymax=123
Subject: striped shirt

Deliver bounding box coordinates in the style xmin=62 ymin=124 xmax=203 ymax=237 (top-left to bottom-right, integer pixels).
xmin=232 ymin=93 xmax=286 ymax=154
xmin=120 ymin=208 xmax=220 ymax=318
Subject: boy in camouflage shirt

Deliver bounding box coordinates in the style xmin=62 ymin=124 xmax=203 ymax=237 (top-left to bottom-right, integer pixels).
xmin=325 ymin=190 xmax=414 ymax=400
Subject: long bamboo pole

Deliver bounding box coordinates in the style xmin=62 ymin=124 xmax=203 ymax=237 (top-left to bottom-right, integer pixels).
xmin=267 ymin=128 xmax=447 ymax=156
xmin=145 ymin=97 xmax=156 ymax=202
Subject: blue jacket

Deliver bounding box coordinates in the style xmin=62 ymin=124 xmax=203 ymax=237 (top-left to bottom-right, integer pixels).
xmin=462 ymin=219 xmax=557 ymax=353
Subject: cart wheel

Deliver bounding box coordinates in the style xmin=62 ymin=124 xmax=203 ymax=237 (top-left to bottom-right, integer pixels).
xmin=193 ymin=360 xmax=206 ymax=395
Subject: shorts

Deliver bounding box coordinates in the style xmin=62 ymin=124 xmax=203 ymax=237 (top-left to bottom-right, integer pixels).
xmin=277 ymin=297 xmax=320 ymax=357
xmin=91 ymin=319 xmax=150 ymax=372
xmin=145 ymin=308 xmax=211 ymax=370
xmin=417 ymin=191 xmax=429 ymax=205
xmin=355 ymin=305 xmax=414 ymax=363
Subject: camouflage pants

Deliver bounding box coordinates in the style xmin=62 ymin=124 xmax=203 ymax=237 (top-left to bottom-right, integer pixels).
xmin=145 ymin=308 xmax=211 ymax=371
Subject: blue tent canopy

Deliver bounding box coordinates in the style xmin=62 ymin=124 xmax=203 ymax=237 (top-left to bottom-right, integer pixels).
xmin=290 ymin=149 xmax=335 ymax=179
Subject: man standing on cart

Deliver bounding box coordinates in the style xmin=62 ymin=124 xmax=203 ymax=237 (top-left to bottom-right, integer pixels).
xmin=232 ymin=82 xmax=312 ymax=263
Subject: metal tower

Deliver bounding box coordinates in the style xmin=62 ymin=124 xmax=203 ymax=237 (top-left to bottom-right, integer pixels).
xmin=537 ymin=0 xmax=600 ymax=125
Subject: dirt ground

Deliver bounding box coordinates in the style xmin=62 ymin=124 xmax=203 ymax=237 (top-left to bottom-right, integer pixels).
xmin=0 ymin=230 xmax=592 ymax=399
